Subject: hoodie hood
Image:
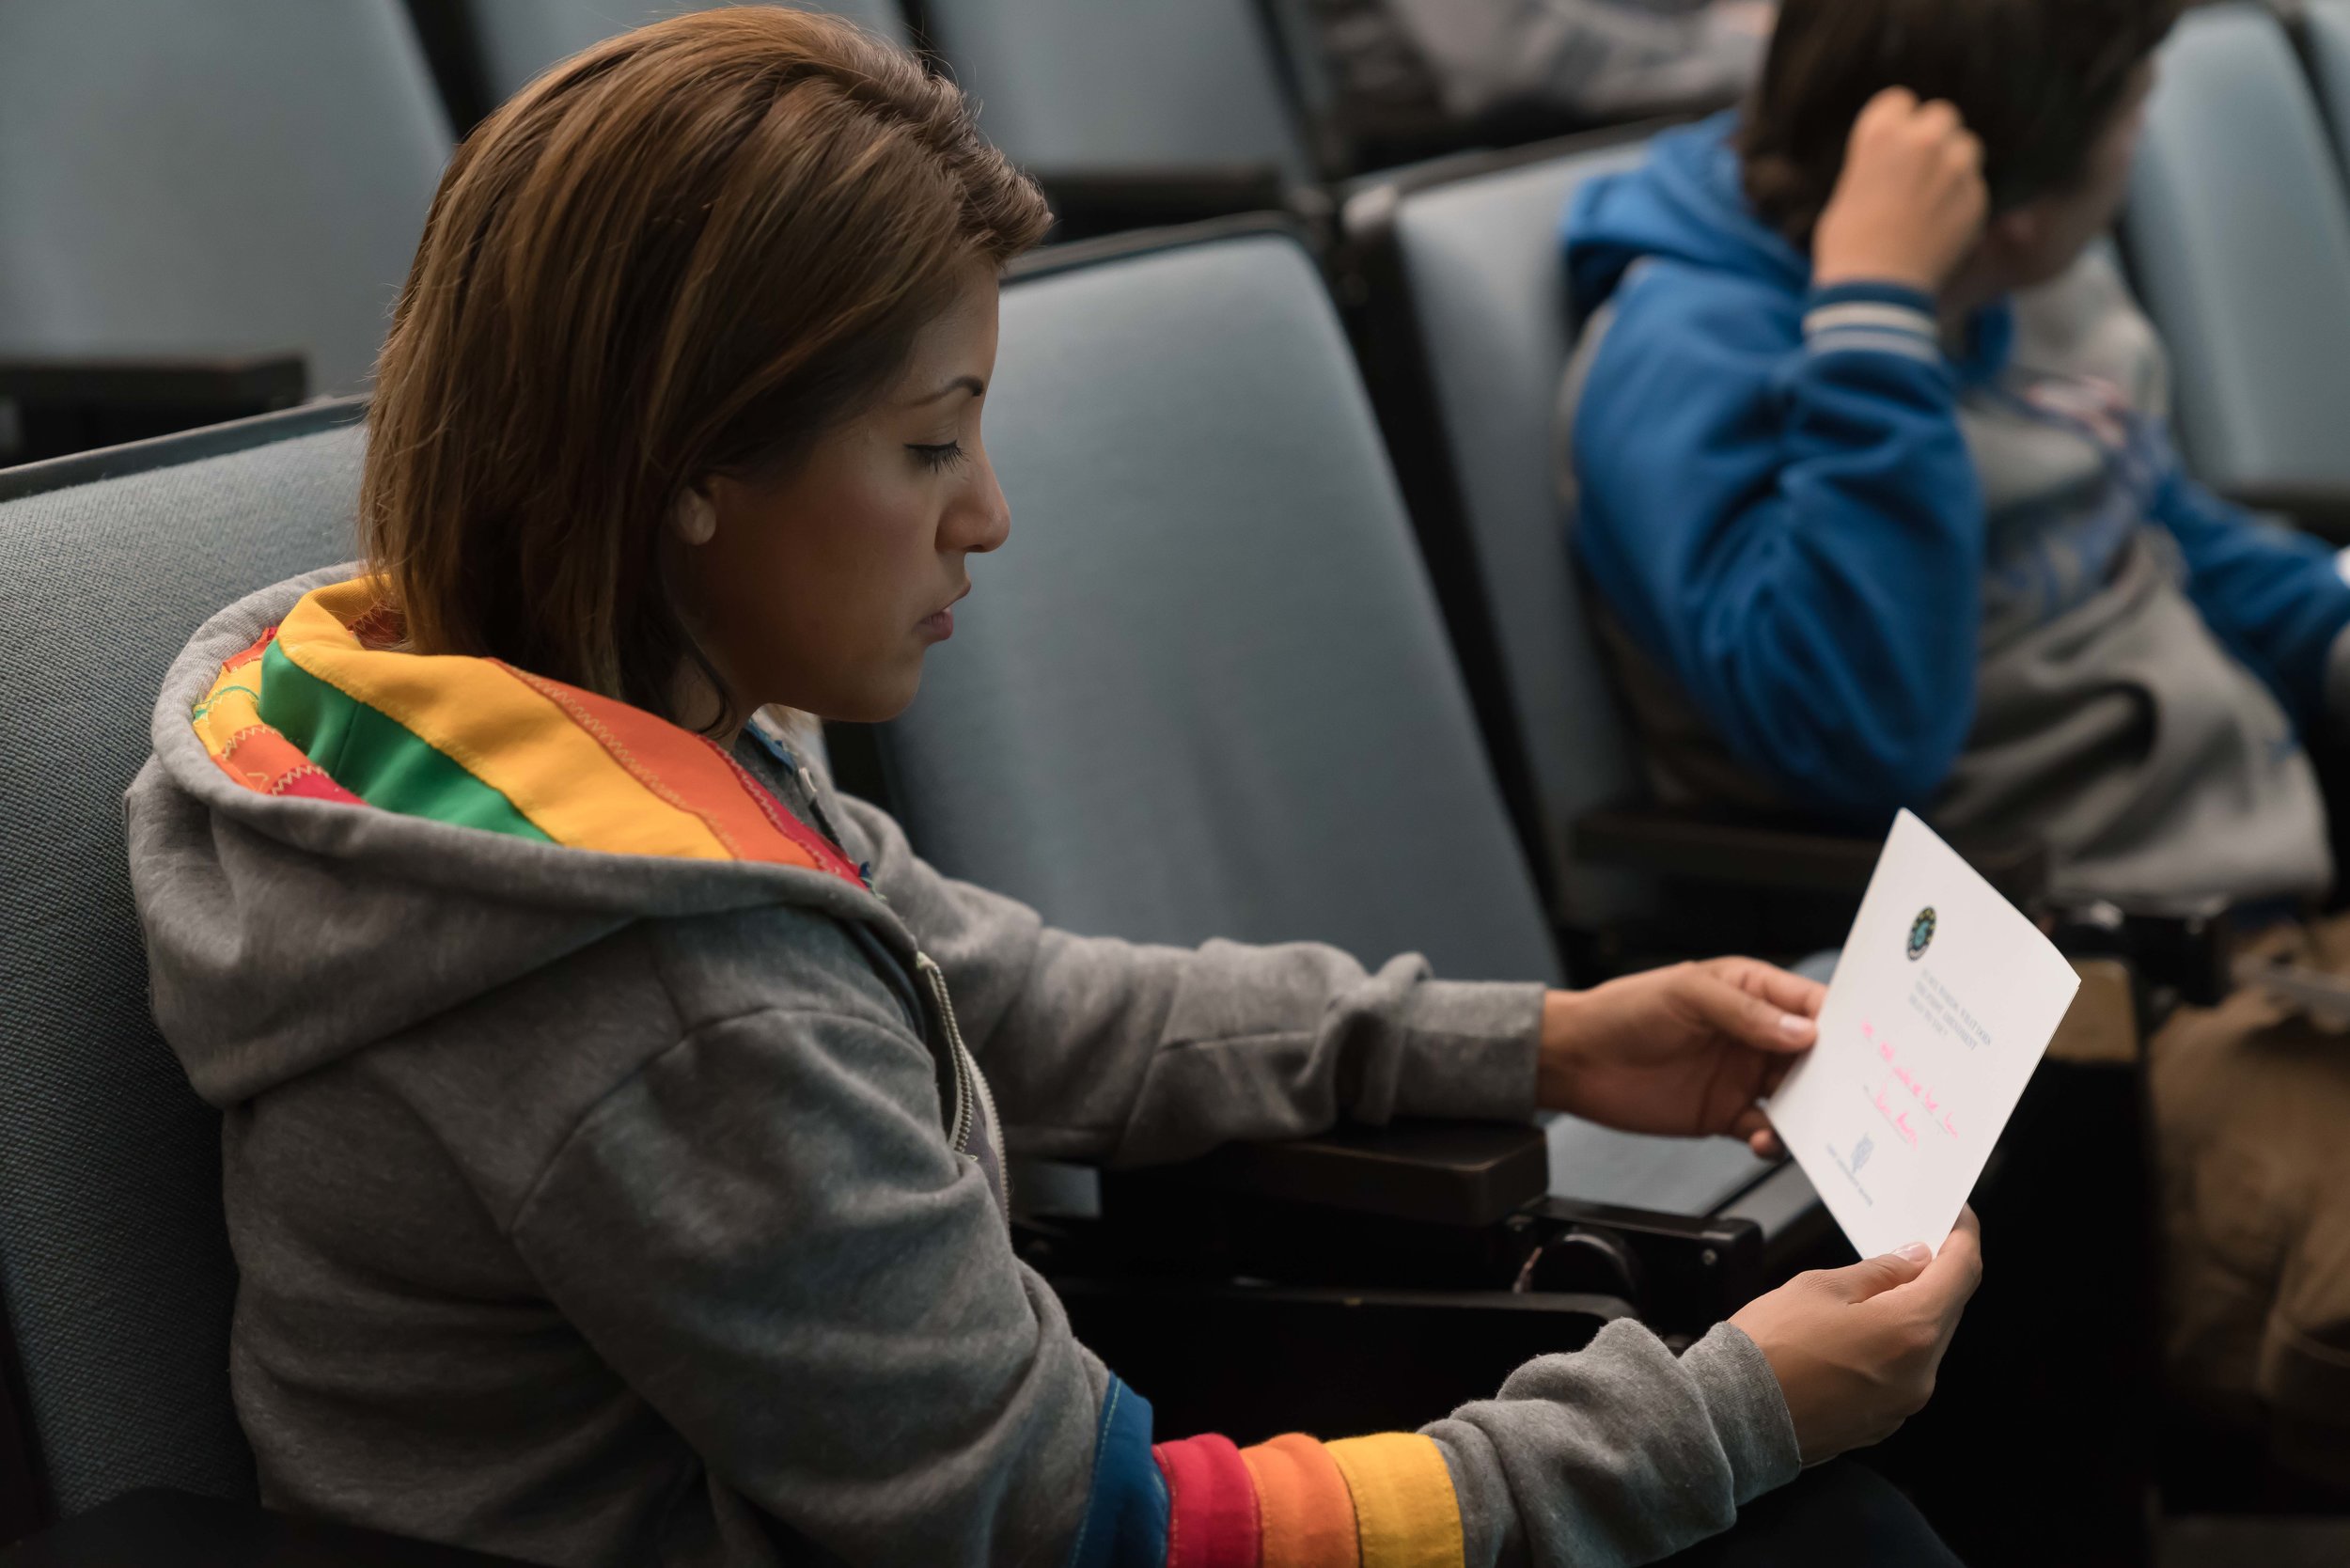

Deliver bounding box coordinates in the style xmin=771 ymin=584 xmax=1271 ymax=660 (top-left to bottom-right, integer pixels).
xmin=1566 ymin=113 xmax=2015 ymax=381
xmin=130 ymin=568 xmax=904 ymax=1106
xmin=1565 ymin=112 xmax=1810 ymax=318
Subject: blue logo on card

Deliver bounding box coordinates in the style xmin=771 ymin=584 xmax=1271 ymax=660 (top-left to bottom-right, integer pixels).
xmin=1851 ymin=1135 xmax=1874 ymax=1174
xmin=1907 ymin=907 xmax=1936 ymax=962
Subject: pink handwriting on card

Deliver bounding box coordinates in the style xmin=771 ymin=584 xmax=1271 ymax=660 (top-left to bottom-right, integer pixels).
xmin=1870 ymin=1026 xmax=1956 ymax=1137
xmin=1872 ymin=1087 xmax=1920 ymax=1146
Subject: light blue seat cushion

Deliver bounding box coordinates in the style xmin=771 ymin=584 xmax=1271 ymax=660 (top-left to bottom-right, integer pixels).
xmin=462 ymin=0 xmax=910 ymax=103
xmin=0 ymin=1 xmax=448 ymax=393
xmin=2123 ymin=3 xmax=2350 ymax=494
xmin=922 ymin=0 xmax=1311 ymax=180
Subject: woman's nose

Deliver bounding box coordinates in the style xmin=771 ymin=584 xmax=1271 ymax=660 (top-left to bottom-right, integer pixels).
xmin=954 ymin=454 xmax=1011 ymax=556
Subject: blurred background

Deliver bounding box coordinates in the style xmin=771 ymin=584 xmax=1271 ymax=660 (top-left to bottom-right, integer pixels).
xmin=0 ymin=0 xmax=1777 ymax=465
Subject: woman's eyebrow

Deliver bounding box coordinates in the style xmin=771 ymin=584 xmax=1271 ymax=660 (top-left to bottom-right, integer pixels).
xmin=909 ymin=374 xmax=985 ymax=406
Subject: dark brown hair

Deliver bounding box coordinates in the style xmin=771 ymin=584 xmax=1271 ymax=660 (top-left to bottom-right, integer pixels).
xmin=1742 ymin=0 xmax=2186 ymax=245
xmin=361 ymin=7 xmax=1051 ymax=719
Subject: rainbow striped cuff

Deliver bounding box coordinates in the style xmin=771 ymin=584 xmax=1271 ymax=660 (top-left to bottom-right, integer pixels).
xmin=1072 ymin=1378 xmax=1465 ymax=1568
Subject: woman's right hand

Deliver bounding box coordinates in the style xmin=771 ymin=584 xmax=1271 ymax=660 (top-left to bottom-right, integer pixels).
xmin=1729 ymin=1207 xmax=1983 ymax=1466
xmin=1811 ymin=87 xmax=1990 ymax=295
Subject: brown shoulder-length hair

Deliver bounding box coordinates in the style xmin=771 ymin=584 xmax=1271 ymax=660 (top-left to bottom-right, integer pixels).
xmin=361 ymin=7 xmax=1051 ymax=722
xmin=1740 ymin=0 xmax=2184 ymax=248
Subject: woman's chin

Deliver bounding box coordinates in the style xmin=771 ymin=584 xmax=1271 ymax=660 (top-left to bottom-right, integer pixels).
xmin=823 ymin=666 xmax=925 ymax=726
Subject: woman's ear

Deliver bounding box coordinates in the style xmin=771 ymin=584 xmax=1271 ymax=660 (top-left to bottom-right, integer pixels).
xmin=671 ymin=486 xmax=717 ymax=546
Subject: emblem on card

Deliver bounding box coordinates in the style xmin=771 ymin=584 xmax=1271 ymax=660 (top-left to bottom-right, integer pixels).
xmin=1907 ymin=907 xmax=1936 ymax=961
xmin=1850 ymin=1135 xmax=1874 ymax=1174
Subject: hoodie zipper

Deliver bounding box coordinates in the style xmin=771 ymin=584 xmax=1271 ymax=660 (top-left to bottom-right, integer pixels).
xmin=914 ymin=953 xmax=976 ymax=1157
xmin=912 ymin=951 xmax=1012 ymax=1215
xmin=969 ymin=1039 xmax=1010 ymax=1215
xmin=747 ymin=729 xmax=1000 ymax=1206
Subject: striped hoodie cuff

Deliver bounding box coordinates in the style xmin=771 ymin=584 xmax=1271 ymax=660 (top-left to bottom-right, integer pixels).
xmin=1160 ymin=1431 xmax=1463 ymax=1567
xmin=1803 ymin=281 xmax=1942 ymax=365
xmin=1069 ymin=1375 xmax=1467 ymax=1567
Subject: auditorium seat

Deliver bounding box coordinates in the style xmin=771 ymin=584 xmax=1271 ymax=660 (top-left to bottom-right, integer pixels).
xmin=0 ymin=1 xmax=449 ymax=400
xmin=2121 ymin=1 xmax=2350 ymax=531
xmin=919 ymin=0 xmax=1316 ymax=236
xmin=1342 ymin=134 xmax=1655 ymax=933
xmin=0 ymin=408 xmax=362 ymax=1521
xmin=0 ymin=411 xmax=685 ymax=1564
xmin=446 ymin=0 xmax=909 ymax=109
xmin=2305 ymin=2 xmax=2350 ymax=188
xmin=875 ymin=220 xmax=1775 ymax=1218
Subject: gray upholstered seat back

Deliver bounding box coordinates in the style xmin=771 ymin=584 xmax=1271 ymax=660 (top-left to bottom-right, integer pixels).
xmin=2121 ymin=3 xmax=2350 ymax=495
xmin=1378 ymin=151 xmax=1778 ymax=1211
xmin=922 ymin=0 xmax=1312 ymax=181
xmin=462 ymin=0 xmax=910 ymax=103
xmin=2307 ymin=2 xmax=2350 ymax=186
xmin=885 ymin=230 xmax=1771 ymax=1211
xmin=0 ymin=410 xmax=368 ymax=1513
xmin=1386 ymin=141 xmax=1653 ymax=927
xmin=885 ymin=233 xmax=1553 ymax=985
xmin=0 ymin=1 xmax=449 ymax=395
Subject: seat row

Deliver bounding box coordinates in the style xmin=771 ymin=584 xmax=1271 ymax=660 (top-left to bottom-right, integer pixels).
xmin=0 ymin=0 xmax=1722 ymax=468
xmin=415 ymin=0 xmax=1627 ymax=220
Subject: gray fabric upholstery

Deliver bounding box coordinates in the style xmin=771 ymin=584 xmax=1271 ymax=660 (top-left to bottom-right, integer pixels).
xmin=1387 ymin=141 xmax=1653 ymax=926
xmin=2121 ymin=3 xmax=2350 ymax=494
xmin=462 ymin=0 xmax=909 ymax=102
xmin=2308 ymin=1 xmax=2350 ymax=179
xmin=0 ymin=417 xmax=366 ymax=1513
xmin=0 ymin=1 xmax=449 ymax=395
xmin=1382 ymin=147 xmax=1779 ymax=1211
xmin=886 ymin=233 xmax=1767 ymax=1208
xmin=923 ymin=0 xmax=1312 ymax=179
xmin=892 ymin=235 xmax=1549 ymax=980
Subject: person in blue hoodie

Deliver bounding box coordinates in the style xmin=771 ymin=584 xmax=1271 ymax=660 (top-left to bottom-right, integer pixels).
xmin=1562 ymin=0 xmax=2350 ymax=1482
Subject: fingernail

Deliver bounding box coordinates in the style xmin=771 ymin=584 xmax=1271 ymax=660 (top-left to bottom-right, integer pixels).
xmin=1894 ymin=1242 xmax=1933 ymax=1262
xmin=1778 ymin=1012 xmax=1813 ymax=1037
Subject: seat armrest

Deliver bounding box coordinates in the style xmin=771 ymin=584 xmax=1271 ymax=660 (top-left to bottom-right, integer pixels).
xmin=2217 ymin=480 xmax=2350 ymax=544
xmin=0 ymin=354 xmax=307 ymax=466
xmin=1574 ymin=801 xmax=2049 ymax=906
xmin=1120 ymin=1120 xmax=1551 ymax=1229
xmin=0 ymin=1487 xmax=530 ymax=1565
xmin=1054 ymin=1278 xmax=1633 ymax=1438
xmin=1528 ymin=1196 xmax=1766 ymax=1333
xmin=1088 ymin=1126 xmax=1765 ymax=1329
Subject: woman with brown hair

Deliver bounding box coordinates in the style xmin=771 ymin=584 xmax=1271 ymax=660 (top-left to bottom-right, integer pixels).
xmin=126 ymin=8 xmax=1975 ymax=1564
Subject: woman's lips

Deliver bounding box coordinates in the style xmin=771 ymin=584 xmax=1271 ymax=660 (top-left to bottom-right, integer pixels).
xmin=919 ymin=586 xmax=968 ymax=643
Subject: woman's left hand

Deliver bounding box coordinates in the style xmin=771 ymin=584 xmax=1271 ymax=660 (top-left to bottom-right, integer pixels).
xmin=1538 ymin=958 xmax=1825 ymax=1156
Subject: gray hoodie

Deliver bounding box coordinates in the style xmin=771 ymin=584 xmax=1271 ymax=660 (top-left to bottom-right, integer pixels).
xmin=126 ymin=568 xmax=1798 ymax=1566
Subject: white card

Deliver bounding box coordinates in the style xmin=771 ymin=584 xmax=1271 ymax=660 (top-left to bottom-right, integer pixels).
xmin=1763 ymin=809 xmax=2079 ymax=1260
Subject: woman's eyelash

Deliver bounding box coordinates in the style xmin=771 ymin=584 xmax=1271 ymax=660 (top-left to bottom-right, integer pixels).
xmin=909 ymin=441 xmax=969 ymax=472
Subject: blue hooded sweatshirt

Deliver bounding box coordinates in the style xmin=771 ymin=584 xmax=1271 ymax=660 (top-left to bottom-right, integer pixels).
xmin=1561 ymin=114 xmax=2350 ymax=834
